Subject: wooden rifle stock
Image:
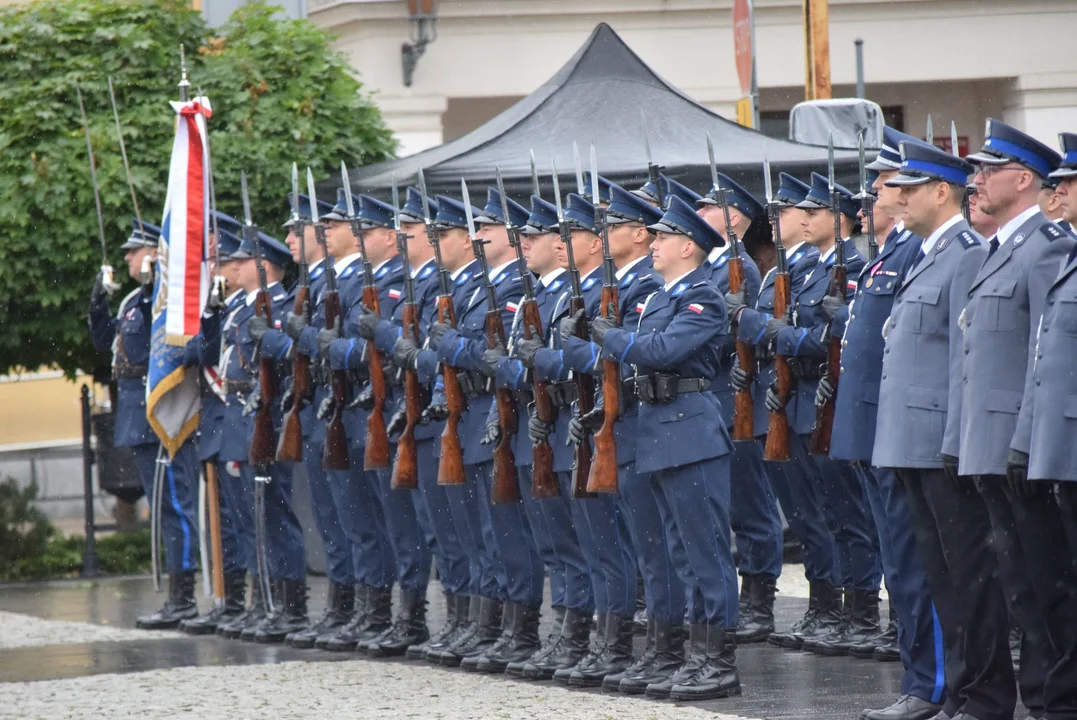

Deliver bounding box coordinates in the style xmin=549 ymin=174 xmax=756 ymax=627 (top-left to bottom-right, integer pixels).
xmin=809 ymin=264 xmax=846 ymax=455
xmin=249 ymin=290 xmax=278 ymax=466
xmin=276 ymin=284 xmax=311 ymax=462
xmin=763 ymin=271 xmax=793 ymax=462
xmin=362 ymin=284 xmax=391 ymax=470
xmin=728 ymin=257 xmax=756 ymax=441
xmin=522 ymin=299 xmax=559 ymax=499
xmin=322 ymin=290 xmax=350 ymax=471
xmin=488 ymin=309 xmax=521 ymax=504
xmin=392 ymin=300 xmax=422 ymax=490
xmin=587 ymin=283 xmax=620 ymax=494
xmin=570 ymin=295 xmax=598 ymax=499
xmin=437 ymin=299 xmax=467 ymax=485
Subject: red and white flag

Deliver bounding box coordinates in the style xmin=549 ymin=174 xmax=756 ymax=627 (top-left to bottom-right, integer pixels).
xmin=688 ymin=303 xmax=705 ymax=314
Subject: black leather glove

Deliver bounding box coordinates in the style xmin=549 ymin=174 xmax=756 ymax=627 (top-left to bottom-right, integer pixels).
xmin=421 ymin=403 xmax=448 ymax=424
xmin=763 ymin=316 xmax=789 ymax=345
xmin=820 ymin=294 xmax=844 ymax=322
xmin=730 ymin=365 xmax=750 ymax=392
xmin=515 ymin=331 xmax=543 ymax=369
xmin=567 ymin=405 xmax=603 ymax=446
xmin=350 ymin=384 xmax=374 ymax=411
xmin=387 ymin=408 xmax=407 ymax=438
xmin=559 ymin=309 xmax=586 ymax=343
xmin=249 ymin=315 xmax=269 ymax=343
xmin=1006 ymin=449 xmax=1043 ymax=500
xmin=356 ymin=308 xmax=381 ymax=340
xmin=567 ymin=415 xmax=587 ymax=446
xmin=765 ymin=383 xmax=784 ymax=413
xmin=393 ymin=337 xmax=420 ymax=371
xmin=724 ymin=289 xmax=746 ymax=321
xmin=527 ymin=412 xmax=554 ymax=445
xmin=815 ymin=376 xmax=834 ymax=408
xmin=481 ymin=339 xmax=506 ymax=377
xmin=940 ymin=454 xmax=971 ymax=495
xmin=316 ymin=395 xmax=334 ymax=421
xmin=91 ymin=270 xmax=109 ymax=305
xmin=242 ymin=391 xmax=262 ymax=417
xmin=590 ymin=303 xmax=619 ymax=345
xmin=285 ymin=312 xmax=309 ymax=341
xmin=316 ymin=320 xmax=340 ymax=359
xmin=428 ymin=321 xmax=451 ymax=350
xmin=480 ymin=414 xmax=501 ymax=446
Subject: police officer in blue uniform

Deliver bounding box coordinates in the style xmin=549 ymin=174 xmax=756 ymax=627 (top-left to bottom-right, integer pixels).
xmin=180 ymin=221 xmax=248 ymax=635
xmin=960 ymin=120 xmax=1076 ymax=720
xmin=699 ymin=173 xmax=783 ymax=644
xmin=89 ymin=220 xmax=202 ymax=630
xmin=592 ymin=194 xmax=741 ymax=701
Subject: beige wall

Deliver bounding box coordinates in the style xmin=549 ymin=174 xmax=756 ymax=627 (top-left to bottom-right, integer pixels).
xmin=0 ymin=372 xmax=91 ymax=448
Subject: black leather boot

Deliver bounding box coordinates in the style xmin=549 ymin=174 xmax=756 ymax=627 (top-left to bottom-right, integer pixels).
xmin=618 ymin=619 xmax=686 ymax=695
xmin=736 ymin=574 xmax=777 ymax=644
xmin=426 ymin=595 xmax=479 ymax=664
xmin=604 ymin=615 xmax=656 ymax=691
xmin=241 ymin=580 xmax=282 ymax=641
xmin=670 ymin=625 xmax=742 ymax=701
xmin=522 ymin=608 xmax=592 ymax=680
xmin=255 ymin=580 xmax=310 ymax=643
xmin=737 ymin=574 xmax=754 ymax=628
xmin=136 ymin=571 xmax=199 ymax=630
xmin=645 ymin=622 xmax=707 ymax=699
xmin=436 ymin=597 xmax=502 ymax=667
xmin=287 ymin=582 xmax=354 ymax=649
xmin=814 ymin=588 xmax=881 ymax=656
xmin=181 ymin=572 xmax=246 ymax=635
xmin=802 ymin=586 xmax=850 ymax=653
xmin=769 ymin=579 xmax=820 ymax=648
xmin=218 ymin=577 xmax=266 ymax=639
xmin=412 ymin=593 xmax=468 ymax=660
xmin=508 ymin=606 xmax=565 ymax=679
xmin=472 ymin=603 xmax=541 ymax=674
xmin=320 ymin=586 xmax=371 ymax=651
xmin=568 ymin=614 xmax=634 ymax=687
xmin=553 ymin=613 xmax=605 ymax=684
xmin=461 ymin=603 xmax=514 ymax=672
xmin=353 ymin=586 xmax=393 ymax=653
xmin=365 ymin=588 xmax=429 ymax=657
xmin=852 ymin=598 xmax=897 ymax=659
xmin=782 ymin=581 xmax=842 ymax=650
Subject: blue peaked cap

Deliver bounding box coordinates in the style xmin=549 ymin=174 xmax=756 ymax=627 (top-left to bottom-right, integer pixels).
xmin=887 ymin=142 xmax=975 ymax=187
xmin=582 ymin=172 xmax=613 ymax=204
xmin=356 ymin=194 xmax=395 ymax=228
xmin=867 ymin=127 xmax=928 ymax=171
xmin=630 ymin=173 xmax=669 ymax=205
xmin=773 ymin=173 xmax=811 ymax=207
xmin=797 ymin=172 xmax=859 ymax=219
xmin=322 ymin=188 xmax=361 ymax=222
xmin=231 ymin=229 xmax=291 ymax=268
xmin=606 ymin=183 xmax=663 ymax=226
xmin=664 ymin=177 xmax=702 ymax=208
xmin=698 ymin=172 xmax=765 ymax=221
xmin=216 ymin=228 xmax=243 ymax=260
xmin=1049 ymin=133 xmax=1077 ymax=179
xmin=563 ymin=193 xmax=600 ymax=235
xmin=853 ymin=169 xmax=881 ymax=200
xmin=521 ymin=196 xmax=559 ymax=235
xmin=282 ymin=194 xmax=334 ymax=227
xmin=473 ymin=187 xmax=529 ymax=228
xmin=433 ymin=194 xmax=481 ymax=230
xmin=648 ymin=195 xmax=726 ymax=253
xmin=968 ymin=118 xmax=1061 ymax=179
xmin=399 ymin=186 xmax=438 ymax=223
xmin=120 ymin=218 xmax=162 ymax=249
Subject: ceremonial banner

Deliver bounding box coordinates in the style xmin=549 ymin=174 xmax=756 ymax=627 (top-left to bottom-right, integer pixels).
xmin=147 ymin=96 xmax=212 ymax=456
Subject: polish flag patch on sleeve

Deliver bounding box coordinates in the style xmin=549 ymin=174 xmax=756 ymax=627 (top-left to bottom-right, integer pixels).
xmin=636 ymin=302 xmax=646 ymax=314
xmin=388 ymin=289 xmax=402 ymax=300
xmin=846 ymin=280 xmax=858 ymax=291
xmin=688 ymin=303 xmax=704 ymax=314
xmin=506 ymin=301 xmax=519 ymax=313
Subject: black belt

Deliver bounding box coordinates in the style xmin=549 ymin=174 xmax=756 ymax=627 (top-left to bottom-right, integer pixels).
xmin=631 ymin=375 xmax=710 ymax=405
xmin=755 ymin=344 xmax=775 ymax=362
xmin=514 ymin=387 xmax=535 ymax=405
xmin=457 ymin=370 xmax=491 ymax=397
xmin=310 ymin=365 xmax=329 ymax=385
xmin=224 ymin=379 xmax=256 ymax=395
xmin=546 ymin=381 xmax=577 ymax=408
xmin=788 ymin=358 xmax=823 ymax=380
xmin=113 ymin=364 xmax=147 ymax=379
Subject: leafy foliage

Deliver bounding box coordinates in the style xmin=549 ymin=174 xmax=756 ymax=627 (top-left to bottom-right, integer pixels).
xmin=0 ymin=0 xmax=396 ymax=377
xmin=0 ymin=478 xmax=55 ymax=578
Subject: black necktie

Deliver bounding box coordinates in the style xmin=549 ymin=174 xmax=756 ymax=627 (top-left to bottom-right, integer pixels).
xmin=987 ymin=236 xmax=1000 ymax=259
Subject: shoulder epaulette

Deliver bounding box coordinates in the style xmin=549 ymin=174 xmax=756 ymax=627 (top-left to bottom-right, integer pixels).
xmin=340 ymin=266 xmax=355 ymax=279
xmin=958 ymin=230 xmax=979 ymax=249
xmin=1042 ymin=222 xmax=1066 ymax=241
xmin=619 ymin=272 xmax=637 ymax=288
xmin=582 ymin=277 xmax=599 ymax=291
xmin=419 ymin=265 xmax=434 ymax=279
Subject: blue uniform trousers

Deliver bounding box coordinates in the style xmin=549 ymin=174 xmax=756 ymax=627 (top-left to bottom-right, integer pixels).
xmin=858 ymin=465 xmax=945 ymax=704
xmin=239 ymin=461 xmax=305 ymax=582
xmin=220 ymin=461 xmax=256 ymax=577
xmin=444 ymin=463 xmax=503 ymax=600
xmin=767 ymin=437 xmax=838 ymax=583
xmin=474 ymin=462 xmax=544 ymax=607
xmin=375 ymin=463 xmax=432 ymax=591
xmin=415 ymin=439 xmax=470 ymax=596
xmin=729 ymin=440 xmax=784 ymax=579
xmin=646 ymin=455 xmax=739 ymax=629
xmin=302 ymin=439 xmax=354 ymax=586
xmin=619 ymin=460 xmax=687 ymax=624
xmin=812 ymin=444 xmax=882 ymax=591
xmin=572 ymin=485 xmax=637 ymax=618
xmin=519 ymin=469 xmax=594 ymax=612
xmin=133 ymin=441 xmax=199 ymax=574
xmin=213 ymin=460 xmax=245 ymax=574
xmin=328 ymin=444 xmax=394 ymax=589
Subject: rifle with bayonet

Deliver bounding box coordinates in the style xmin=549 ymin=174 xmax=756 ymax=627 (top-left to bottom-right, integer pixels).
xmin=641 ymin=110 xmax=665 ymax=208
xmin=277 ymin=164 xmax=312 ymax=462
xmin=762 ymin=159 xmax=793 ymax=462
xmin=497 ymin=166 xmax=559 ymax=499
xmin=530 ymin=150 xmax=542 ymax=199
xmin=859 ymin=133 xmax=878 ymax=262
xmin=341 ymin=163 xmax=390 ymax=470
xmin=462 ymin=180 xmax=520 ymax=504
xmin=420 ymin=169 xmax=466 ymax=487
xmin=809 ymin=134 xmax=846 ymax=455
xmin=553 ymin=164 xmax=597 ymax=499
xmin=307 ymin=169 xmax=350 ymax=471
xmin=708 ymin=133 xmax=755 ymax=442
xmin=586 ymin=145 xmax=620 ymax=495
xmin=391 ymin=175 xmax=421 ymax=490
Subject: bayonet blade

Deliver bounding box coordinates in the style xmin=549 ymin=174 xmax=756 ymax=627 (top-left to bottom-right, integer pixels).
xmin=573 ymin=141 xmax=584 ymax=195
xmin=926 ymin=114 xmax=934 ymax=144
xmin=552 ymin=161 xmax=564 ymax=220
xmin=641 ymin=109 xmax=653 ymax=166
xmin=306 ymin=169 xmax=320 ymax=224
xmin=418 ymin=166 xmax=432 ymax=222
xmin=340 ymin=161 xmax=356 ymax=219
xmin=858 ymin=131 xmax=867 ymax=196
xmin=530 ymin=150 xmax=541 ymax=198
xmin=291 ymin=163 xmax=300 ymax=221
xmin=496 ymin=166 xmax=513 ymax=231
xmin=763 ymin=158 xmax=774 ymax=204
xmin=827 ymin=132 xmax=836 ymax=192
xmin=391 ymin=173 xmax=402 ymax=232
xmin=706 ymin=132 xmax=720 ymax=195
xmin=241 ymin=170 xmax=253 ymax=226
xmin=950 ymin=121 xmax=960 ymax=158
xmin=589 ymin=143 xmax=600 ymax=205
xmin=461 ymin=179 xmax=477 ymax=239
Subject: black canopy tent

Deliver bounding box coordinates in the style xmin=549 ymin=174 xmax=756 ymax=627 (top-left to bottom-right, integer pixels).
xmin=349 ymin=23 xmax=862 ymax=200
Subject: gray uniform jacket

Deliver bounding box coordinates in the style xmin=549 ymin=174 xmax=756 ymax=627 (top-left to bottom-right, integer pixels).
xmin=1011 ymin=236 xmax=1077 ymax=480
xmin=957 ymin=209 xmax=1075 ymax=477
xmin=873 ymin=217 xmax=984 ymax=469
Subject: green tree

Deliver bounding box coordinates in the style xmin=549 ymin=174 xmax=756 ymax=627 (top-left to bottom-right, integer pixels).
xmin=0 ymin=0 xmax=396 ymax=378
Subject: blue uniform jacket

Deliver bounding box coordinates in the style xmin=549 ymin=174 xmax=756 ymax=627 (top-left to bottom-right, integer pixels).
xmin=704 ymin=244 xmax=762 ymax=428
xmin=829 ymin=228 xmax=922 ymax=462
xmin=89 ymin=286 xmax=156 ymax=448
xmin=775 ymin=239 xmax=866 ymax=435
xmin=601 ymin=263 xmax=734 ymax=475
xmin=184 ymin=292 xmax=246 ymax=462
